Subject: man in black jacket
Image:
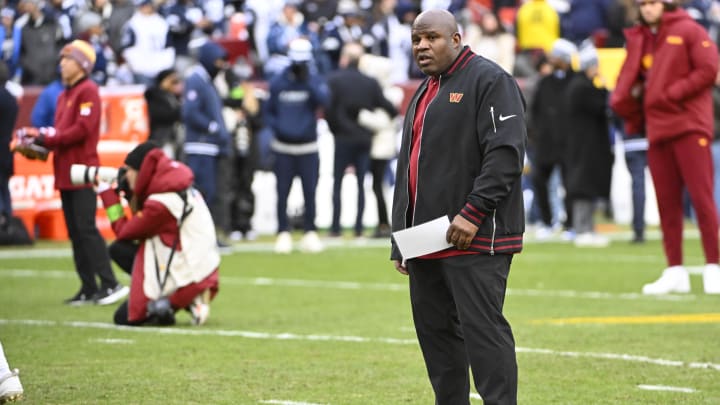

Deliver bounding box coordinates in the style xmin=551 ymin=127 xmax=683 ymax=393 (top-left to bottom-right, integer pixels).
xmin=326 ymin=42 xmax=397 ymax=237
xmin=391 ymin=9 xmax=526 ymax=405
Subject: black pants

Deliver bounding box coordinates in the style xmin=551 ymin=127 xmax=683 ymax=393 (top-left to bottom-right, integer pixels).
xmin=370 ymin=158 xmax=389 ymax=227
xmin=230 ymin=154 xmax=256 ymax=233
xmin=60 ymin=188 xmax=117 ymax=295
xmin=331 ymin=141 xmax=370 ymax=234
xmin=408 ymin=254 xmax=517 ymax=405
xmin=108 ymin=239 xmax=139 ymax=275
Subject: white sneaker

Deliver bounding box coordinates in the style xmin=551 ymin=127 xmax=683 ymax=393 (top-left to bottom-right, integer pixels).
xmin=574 ymin=233 xmax=609 ymax=248
xmin=274 ymin=231 xmax=293 ymax=254
xmin=188 ymin=289 xmax=211 ymax=326
xmin=642 ymin=266 xmax=690 ymax=295
xmin=535 ymin=226 xmax=553 ymax=240
xmin=0 ymin=368 xmax=23 ymax=403
xmin=94 ymin=284 xmax=129 ymax=306
xmin=300 ymin=231 xmax=324 ymax=253
xmin=703 ymin=263 xmax=720 ymax=294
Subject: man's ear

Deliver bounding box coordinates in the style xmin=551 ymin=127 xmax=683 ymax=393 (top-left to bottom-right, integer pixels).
xmin=452 ymin=32 xmax=462 ymax=49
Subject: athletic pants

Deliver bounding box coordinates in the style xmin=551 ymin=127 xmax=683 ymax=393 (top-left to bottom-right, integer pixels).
xmin=60 ymin=188 xmax=117 ymax=295
xmin=647 ymin=134 xmax=719 ymax=266
xmin=408 ymin=254 xmax=517 ymax=405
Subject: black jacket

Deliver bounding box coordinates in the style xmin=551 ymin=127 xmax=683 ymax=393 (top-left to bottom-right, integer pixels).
xmin=0 ymin=86 xmax=18 ymax=176
xmin=565 ymin=73 xmax=613 ymax=200
xmin=144 ymin=86 xmax=181 ymax=145
xmin=391 ymin=47 xmax=527 ymax=260
xmin=326 ymin=65 xmax=397 ymax=145
xmin=529 ymin=69 xmax=574 ymax=166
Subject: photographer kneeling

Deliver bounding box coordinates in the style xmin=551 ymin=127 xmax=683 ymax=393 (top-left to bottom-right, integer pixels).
xmin=98 ymin=142 xmax=220 ymax=326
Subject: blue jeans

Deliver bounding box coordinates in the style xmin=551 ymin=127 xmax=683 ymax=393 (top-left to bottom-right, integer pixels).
xmin=273 ymin=151 xmax=320 ymax=233
xmin=186 ymin=154 xmax=218 ymax=210
xmin=625 ymin=149 xmax=647 ymax=238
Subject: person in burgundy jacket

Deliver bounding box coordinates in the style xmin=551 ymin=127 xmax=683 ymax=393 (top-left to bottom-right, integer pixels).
xmin=610 ymin=0 xmax=720 ymax=295
xmin=98 ymin=142 xmax=220 ymax=326
xmin=32 ymin=40 xmax=128 ymax=306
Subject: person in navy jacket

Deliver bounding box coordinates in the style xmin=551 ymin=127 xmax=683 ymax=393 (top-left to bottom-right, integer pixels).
xmin=264 ymin=37 xmax=330 ymax=254
xmin=181 ymin=41 xmax=231 ymax=229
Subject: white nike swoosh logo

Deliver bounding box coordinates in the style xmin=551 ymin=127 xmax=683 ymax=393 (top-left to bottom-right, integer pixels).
xmin=498 ymin=114 xmax=516 ymax=121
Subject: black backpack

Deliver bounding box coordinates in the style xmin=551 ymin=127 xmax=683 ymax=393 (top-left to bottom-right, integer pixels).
xmin=0 ymin=216 xmax=34 ymax=245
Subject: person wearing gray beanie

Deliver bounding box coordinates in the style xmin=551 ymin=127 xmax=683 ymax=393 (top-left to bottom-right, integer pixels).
xmin=577 ymin=42 xmax=599 ymax=72
xmin=528 ymin=37 xmax=578 ymax=238
xmin=564 ymin=40 xmax=612 ymax=248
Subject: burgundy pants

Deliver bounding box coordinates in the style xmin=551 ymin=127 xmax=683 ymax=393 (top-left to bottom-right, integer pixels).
xmin=647 ymin=134 xmax=719 ymax=266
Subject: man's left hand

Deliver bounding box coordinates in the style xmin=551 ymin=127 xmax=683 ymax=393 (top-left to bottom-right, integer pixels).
xmin=446 ymin=215 xmax=478 ymax=250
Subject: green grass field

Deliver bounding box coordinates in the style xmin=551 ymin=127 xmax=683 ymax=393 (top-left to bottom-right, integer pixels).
xmin=1 ymin=231 xmax=720 ymax=404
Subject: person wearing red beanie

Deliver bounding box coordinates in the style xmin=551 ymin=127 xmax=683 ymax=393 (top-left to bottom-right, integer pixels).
xmin=30 ymin=39 xmax=128 ymax=306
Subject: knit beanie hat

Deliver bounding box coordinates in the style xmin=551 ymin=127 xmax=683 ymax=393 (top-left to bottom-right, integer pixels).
xmin=549 ymin=38 xmax=577 ymax=65
xmin=578 ymin=42 xmax=598 ymax=71
xmin=155 ymin=68 xmax=177 ymax=86
xmin=60 ymin=40 xmax=96 ymax=75
xmin=124 ymin=142 xmax=159 ymax=170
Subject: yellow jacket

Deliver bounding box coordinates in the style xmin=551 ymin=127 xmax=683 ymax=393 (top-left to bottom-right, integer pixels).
xmin=516 ymin=0 xmax=560 ymax=53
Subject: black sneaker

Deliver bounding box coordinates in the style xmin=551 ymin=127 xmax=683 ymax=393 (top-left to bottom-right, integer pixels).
xmin=93 ymin=285 xmax=129 ymax=306
xmin=64 ymin=291 xmax=95 ymax=306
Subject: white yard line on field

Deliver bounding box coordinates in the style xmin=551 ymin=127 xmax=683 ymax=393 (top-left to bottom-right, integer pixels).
xmin=90 ymin=338 xmax=135 ymax=345
xmin=2 ymin=318 xmax=720 ymax=373
xmin=260 ymin=400 xmax=327 ymax=405
xmin=637 ymin=384 xmax=697 ymax=393
xmin=0 ymin=319 xmax=417 ymax=345
xmin=0 ymin=269 xmax=696 ymax=301
xmin=515 ymin=347 xmax=720 ymax=371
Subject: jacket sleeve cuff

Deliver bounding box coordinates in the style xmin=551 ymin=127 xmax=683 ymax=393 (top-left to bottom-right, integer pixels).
xmin=99 ymin=189 xmax=121 ymax=207
xmin=390 ymin=242 xmax=402 ymax=261
xmin=459 ymin=203 xmax=486 ymax=228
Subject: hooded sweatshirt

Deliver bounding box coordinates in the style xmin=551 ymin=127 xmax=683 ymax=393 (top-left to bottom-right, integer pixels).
xmin=611 ymin=8 xmax=718 ymax=145
xmin=100 ymin=149 xmax=220 ymax=321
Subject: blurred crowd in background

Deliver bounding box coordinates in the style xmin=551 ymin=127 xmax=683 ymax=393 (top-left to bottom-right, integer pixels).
xmin=2 ymin=0 xmax=720 ymax=249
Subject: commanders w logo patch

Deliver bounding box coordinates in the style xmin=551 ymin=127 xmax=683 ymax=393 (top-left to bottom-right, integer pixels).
xmin=449 ymin=92 xmax=464 ymax=103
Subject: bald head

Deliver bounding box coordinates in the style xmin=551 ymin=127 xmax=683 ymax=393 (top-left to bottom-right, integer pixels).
xmin=411 ymin=9 xmax=462 ymax=76
xmin=339 ymin=42 xmax=365 ymax=68
xmin=413 ymin=9 xmax=459 ymax=37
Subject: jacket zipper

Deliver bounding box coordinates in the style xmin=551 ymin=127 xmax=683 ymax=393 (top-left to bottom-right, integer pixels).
xmin=409 ymin=75 xmax=441 ymax=226
xmin=490 ymin=209 xmax=497 ymax=256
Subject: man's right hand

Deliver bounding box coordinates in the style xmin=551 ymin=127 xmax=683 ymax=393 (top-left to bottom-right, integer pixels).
xmin=393 ymin=260 xmax=408 ymax=276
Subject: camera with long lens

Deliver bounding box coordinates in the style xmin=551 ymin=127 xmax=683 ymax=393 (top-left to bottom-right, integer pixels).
xmin=70 ymin=164 xmax=133 ymax=199
xmin=70 ymin=164 xmax=119 ymax=186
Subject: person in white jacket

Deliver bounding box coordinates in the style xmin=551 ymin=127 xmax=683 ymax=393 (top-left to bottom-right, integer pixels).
xmin=120 ymin=0 xmax=175 ymax=85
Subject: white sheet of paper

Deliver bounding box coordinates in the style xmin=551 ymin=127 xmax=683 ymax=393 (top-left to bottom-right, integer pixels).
xmin=392 ymin=216 xmax=454 ymax=259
